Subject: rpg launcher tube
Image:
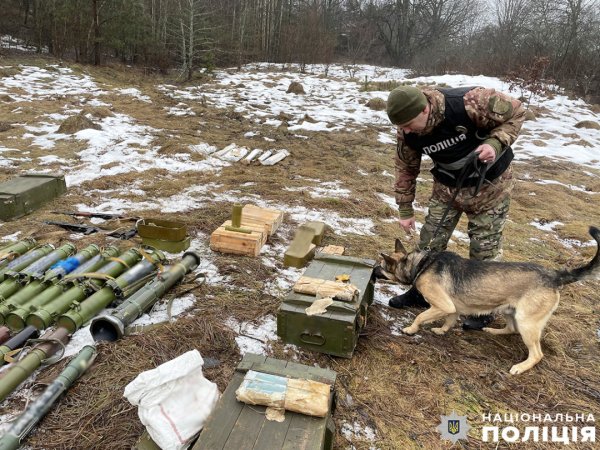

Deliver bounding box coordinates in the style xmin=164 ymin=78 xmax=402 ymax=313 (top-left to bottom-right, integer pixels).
xmin=0 ymin=325 xmax=40 ymax=366
xmin=16 ymin=243 xmax=77 ymax=283
xmin=0 ymin=244 xmax=75 ymax=303
xmin=0 ymin=327 xmax=69 ymax=403
xmin=0 ymin=344 xmax=97 ymax=450
xmin=25 ymin=248 xmax=141 ymax=331
xmin=43 ymin=244 xmax=100 ymax=283
xmin=0 ymin=244 xmax=54 ymax=283
xmin=0 ymin=239 xmax=37 ymax=267
xmin=5 ymin=247 xmax=120 ymax=332
xmin=0 ymin=245 xmax=99 ymax=324
xmin=57 ymin=249 xmax=165 ymax=333
xmin=91 ymin=251 xmax=201 ymax=342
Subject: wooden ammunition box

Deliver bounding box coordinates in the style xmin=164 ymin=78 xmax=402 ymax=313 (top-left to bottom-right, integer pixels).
xmin=277 ymin=254 xmax=375 ymax=358
xmin=0 ymin=174 xmax=67 ymax=221
xmin=193 ymin=353 xmax=337 ymax=450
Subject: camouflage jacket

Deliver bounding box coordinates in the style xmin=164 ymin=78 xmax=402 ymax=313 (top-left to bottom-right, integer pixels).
xmin=395 ymin=87 xmax=526 ymax=218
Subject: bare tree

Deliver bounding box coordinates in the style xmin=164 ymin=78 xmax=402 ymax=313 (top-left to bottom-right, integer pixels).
xmin=171 ymin=0 xmax=213 ymax=80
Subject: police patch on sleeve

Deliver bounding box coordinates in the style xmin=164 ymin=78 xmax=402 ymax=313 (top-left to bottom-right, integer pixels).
xmin=488 ymin=96 xmax=512 ymax=116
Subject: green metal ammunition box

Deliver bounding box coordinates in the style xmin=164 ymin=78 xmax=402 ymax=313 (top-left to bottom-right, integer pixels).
xmin=277 ymin=254 xmax=375 ymax=358
xmin=0 ymin=174 xmax=67 ymax=221
xmin=140 ymin=236 xmax=191 ymax=253
xmin=137 ymin=218 xmax=188 ymax=241
xmin=193 ymin=353 xmax=337 ymax=450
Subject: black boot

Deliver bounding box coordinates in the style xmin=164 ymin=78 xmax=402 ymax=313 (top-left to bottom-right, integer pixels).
xmin=389 ymin=286 xmax=429 ymax=309
xmin=462 ymin=314 xmax=494 ymax=331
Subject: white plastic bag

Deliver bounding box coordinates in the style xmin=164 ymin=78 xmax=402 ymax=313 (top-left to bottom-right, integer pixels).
xmin=124 ymin=350 xmax=220 ymax=450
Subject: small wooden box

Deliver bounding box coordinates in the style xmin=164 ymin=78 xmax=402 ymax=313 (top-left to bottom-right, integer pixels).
xmin=210 ymin=224 xmax=266 ymax=257
xmin=193 ymin=353 xmax=336 ymax=450
xmin=241 ymin=204 xmax=284 ymax=236
xmin=209 ymin=205 xmax=283 ymax=257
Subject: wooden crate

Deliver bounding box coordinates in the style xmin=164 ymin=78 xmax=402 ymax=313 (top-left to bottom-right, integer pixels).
xmin=193 ymin=353 xmax=336 ymax=450
xmin=241 ymin=204 xmax=284 ymax=236
xmin=210 ymin=223 xmax=266 ymax=257
xmin=209 ymin=205 xmax=283 ymax=257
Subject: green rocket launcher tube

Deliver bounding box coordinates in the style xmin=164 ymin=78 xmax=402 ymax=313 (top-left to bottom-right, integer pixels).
xmin=42 ymin=244 xmax=100 ymax=282
xmin=0 ymin=244 xmax=55 ymax=283
xmin=0 ymin=327 xmax=69 ymax=403
xmin=4 ymin=247 xmax=120 ymax=332
xmin=0 ymin=245 xmax=99 ymax=324
xmin=25 ymin=248 xmax=142 ymax=331
xmin=91 ymin=251 xmax=201 ymax=342
xmin=0 ymin=244 xmax=76 ymax=302
xmin=15 ymin=243 xmax=77 ymax=283
xmin=0 ymin=239 xmax=37 ymax=266
xmin=57 ymin=249 xmax=165 ymax=333
xmin=0 ymin=325 xmax=39 ymax=366
xmin=0 ymin=345 xmax=96 ymax=450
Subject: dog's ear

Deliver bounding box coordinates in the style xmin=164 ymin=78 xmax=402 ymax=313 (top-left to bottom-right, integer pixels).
xmin=380 ymin=253 xmax=396 ymax=267
xmin=395 ymin=239 xmax=407 ymax=255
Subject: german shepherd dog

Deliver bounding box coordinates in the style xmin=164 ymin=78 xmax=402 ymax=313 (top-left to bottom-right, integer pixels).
xmin=379 ymin=226 xmax=600 ymax=374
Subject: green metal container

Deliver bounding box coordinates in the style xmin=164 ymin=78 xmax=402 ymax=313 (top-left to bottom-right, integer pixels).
xmin=0 ymin=174 xmax=67 ymax=221
xmin=140 ymin=236 xmax=191 ymax=253
xmin=277 ymin=254 xmax=375 ymax=358
xmin=193 ymin=353 xmax=337 ymax=450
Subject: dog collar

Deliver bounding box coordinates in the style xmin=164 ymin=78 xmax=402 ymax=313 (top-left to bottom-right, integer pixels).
xmin=410 ymin=251 xmax=437 ymax=284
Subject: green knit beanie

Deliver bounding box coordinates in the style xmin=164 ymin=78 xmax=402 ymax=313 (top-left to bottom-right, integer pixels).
xmin=386 ymin=86 xmax=427 ymax=125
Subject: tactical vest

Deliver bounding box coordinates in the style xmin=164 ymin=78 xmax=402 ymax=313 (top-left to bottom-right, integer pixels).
xmin=404 ymin=87 xmax=513 ymax=187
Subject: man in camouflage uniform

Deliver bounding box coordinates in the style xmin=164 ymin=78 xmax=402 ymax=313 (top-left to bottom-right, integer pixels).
xmin=386 ymin=85 xmax=526 ymax=330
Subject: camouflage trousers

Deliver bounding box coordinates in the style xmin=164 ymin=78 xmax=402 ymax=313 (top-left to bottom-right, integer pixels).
xmin=419 ymin=165 xmax=514 ymax=261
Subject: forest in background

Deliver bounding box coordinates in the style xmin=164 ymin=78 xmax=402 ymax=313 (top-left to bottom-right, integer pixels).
xmin=0 ymin=0 xmax=599 ymax=101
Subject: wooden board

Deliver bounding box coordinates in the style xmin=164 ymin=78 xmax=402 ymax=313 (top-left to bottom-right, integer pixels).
xmin=319 ymin=245 xmax=345 ymax=256
xmin=242 ymin=204 xmax=284 ymax=236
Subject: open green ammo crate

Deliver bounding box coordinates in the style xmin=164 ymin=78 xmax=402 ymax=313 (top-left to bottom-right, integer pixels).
xmin=193 ymin=353 xmax=337 ymax=450
xmin=277 ymin=253 xmax=375 ymax=358
xmin=0 ymin=174 xmax=67 ymax=221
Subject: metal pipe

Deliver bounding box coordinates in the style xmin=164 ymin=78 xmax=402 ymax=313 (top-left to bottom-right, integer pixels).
xmin=26 ymin=248 xmax=143 ymax=331
xmin=91 ymin=251 xmax=201 ymax=341
xmin=5 ymin=247 xmax=120 ymax=332
xmin=57 ymin=249 xmax=165 ymax=333
xmin=0 ymin=326 xmax=40 ymax=367
xmin=0 ymin=345 xmax=96 ymax=450
xmin=0 ymin=327 xmax=69 ymax=403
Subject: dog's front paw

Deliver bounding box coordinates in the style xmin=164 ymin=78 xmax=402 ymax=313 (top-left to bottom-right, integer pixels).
xmin=431 ymin=327 xmax=446 ymax=335
xmin=509 ymin=363 xmax=528 ymax=375
xmin=402 ymin=326 xmax=418 ymax=335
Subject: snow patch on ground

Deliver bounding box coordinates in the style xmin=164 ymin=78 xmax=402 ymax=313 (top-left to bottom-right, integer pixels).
xmin=224 ymin=315 xmax=278 ymax=355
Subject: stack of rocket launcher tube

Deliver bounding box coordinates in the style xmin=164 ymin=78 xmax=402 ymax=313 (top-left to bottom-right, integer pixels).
xmin=0 ymin=238 xmax=202 ymax=414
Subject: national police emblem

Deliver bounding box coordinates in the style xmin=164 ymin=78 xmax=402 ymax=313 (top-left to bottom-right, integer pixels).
xmin=437 ymin=411 xmax=471 ymax=443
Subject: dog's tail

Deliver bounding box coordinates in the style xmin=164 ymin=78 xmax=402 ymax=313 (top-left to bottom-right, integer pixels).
xmin=555 ymin=226 xmax=600 ymax=286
